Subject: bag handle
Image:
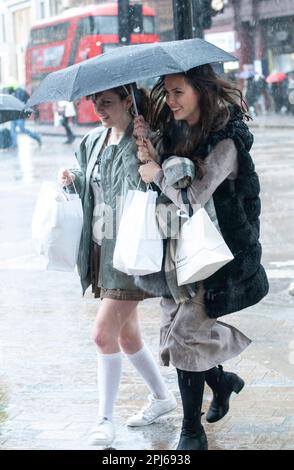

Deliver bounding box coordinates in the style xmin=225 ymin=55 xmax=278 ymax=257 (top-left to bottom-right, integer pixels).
xmin=63 ymin=174 xmax=78 ymax=200
xmin=136 ymin=176 xmax=151 ymax=192
xmin=181 ymin=188 xmax=193 ymax=217
xmin=69 ymin=174 xmax=78 ymax=194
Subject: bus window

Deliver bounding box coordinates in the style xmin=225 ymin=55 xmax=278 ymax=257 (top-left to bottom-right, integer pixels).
xmin=74 ymin=15 xmax=118 ymax=37
xmin=30 ymin=22 xmax=69 ymax=45
xmin=78 ymin=14 xmax=155 ymax=37
xmin=143 ymin=16 xmax=155 ymax=34
xmin=90 ymin=16 xmax=118 ymax=35
xmin=32 ymin=45 xmax=65 ymax=68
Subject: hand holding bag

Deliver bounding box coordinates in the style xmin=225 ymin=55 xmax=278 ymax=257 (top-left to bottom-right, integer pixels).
xmin=32 ymin=181 xmax=83 ymax=271
xmin=113 ymin=186 xmax=163 ymax=276
xmin=176 ymin=206 xmax=234 ymax=286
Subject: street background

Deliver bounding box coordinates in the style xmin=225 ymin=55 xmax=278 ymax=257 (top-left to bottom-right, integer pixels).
xmin=0 ymin=117 xmax=294 ymax=450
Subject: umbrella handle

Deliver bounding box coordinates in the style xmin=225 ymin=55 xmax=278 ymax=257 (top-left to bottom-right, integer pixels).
xmin=130 ymin=84 xmax=144 ymax=144
xmin=130 ymin=85 xmax=139 ymax=117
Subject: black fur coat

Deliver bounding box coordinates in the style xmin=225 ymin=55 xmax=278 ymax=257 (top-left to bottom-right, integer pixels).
xmin=135 ymin=113 xmax=269 ymax=318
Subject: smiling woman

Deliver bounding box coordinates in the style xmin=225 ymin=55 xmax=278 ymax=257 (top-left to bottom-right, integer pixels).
xmin=57 ymin=83 xmax=176 ymax=448
xmin=164 ymin=75 xmax=201 ymax=126
xmin=133 ymin=63 xmax=269 ymax=450
xmin=90 ymin=88 xmax=132 ymax=140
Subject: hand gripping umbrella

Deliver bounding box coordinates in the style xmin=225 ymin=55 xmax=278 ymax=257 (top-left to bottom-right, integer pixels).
xmin=0 ymin=93 xmax=32 ymax=124
xmin=28 ymin=38 xmax=236 ymax=107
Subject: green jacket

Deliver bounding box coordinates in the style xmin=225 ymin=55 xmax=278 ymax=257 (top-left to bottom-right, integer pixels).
xmin=70 ymin=124 xmax=143 ymax=294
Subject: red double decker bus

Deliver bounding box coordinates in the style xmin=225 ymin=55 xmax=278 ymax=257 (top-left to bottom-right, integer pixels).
xmin=25 ymin=3 xmax=159 ymax=124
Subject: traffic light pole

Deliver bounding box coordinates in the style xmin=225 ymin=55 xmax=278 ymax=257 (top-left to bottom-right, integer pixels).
xmin=173 ymin=0 xmax=206 ymax=40
xmin=172 ymin=0 xmax=193 ymax=40
xmin=192 ymin=0 xmax=204 ymax=39
xmin=118 ymin=0 xmax=131 ymax=45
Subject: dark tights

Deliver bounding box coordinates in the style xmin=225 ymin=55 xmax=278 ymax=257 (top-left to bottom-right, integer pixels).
xmin=176 ymin=368 xmax=205 ymax=434
xmin=62 ymin=116 xmax=74 ymax=140
xmin=177 ymin=366 xmax=222 ymax=432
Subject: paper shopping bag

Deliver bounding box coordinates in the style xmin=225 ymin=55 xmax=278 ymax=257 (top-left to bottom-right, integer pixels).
xmin=176 ymin=207 xmax=234 ymax=285
xmin=113 ymin=189 xmax=163 ymax=275
xmin=32 ymin=182 xmax=83 ymax=271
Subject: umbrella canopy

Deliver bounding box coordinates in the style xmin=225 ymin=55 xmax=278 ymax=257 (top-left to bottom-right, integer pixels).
xmin=0 ymin=93 xmax=32 ymax=124
xmin=266 ymin=72 xmax=286 ymax=84
xmin=28 ymin=38 xmax=236 ymax=106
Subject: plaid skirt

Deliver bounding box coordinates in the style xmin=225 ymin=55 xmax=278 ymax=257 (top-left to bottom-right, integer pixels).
xmin=90 ymin=242 xmax=149 ymax=301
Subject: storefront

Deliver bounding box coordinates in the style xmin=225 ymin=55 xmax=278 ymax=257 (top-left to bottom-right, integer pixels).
xmin=210 ymin=0 xmax=294 ymax=76
xmin=264 ymin=16 xmax=294 ymax=74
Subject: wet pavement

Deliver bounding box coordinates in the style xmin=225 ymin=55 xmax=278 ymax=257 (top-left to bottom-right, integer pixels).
xmin=0 ymin=128 xmax=293 ymax=450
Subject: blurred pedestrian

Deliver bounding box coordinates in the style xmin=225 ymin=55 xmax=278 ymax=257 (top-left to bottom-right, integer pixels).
xmin=244 ymin=76 xmax=257 ymax=116
xmin=286 ymin=72 xmax=294 ymax=115
xmin=8 ymin=83 xmax=41 ymax=148
xmin=58 ymin=84 xmax=176 ymax=448
xmin=254 ymin=75 xmax=270 ymax=115
xmin=134 ymin=64 xmax=269 ymax=450
xmin=270 ymin=80 xmax=287 ymax=114
xmin=57 ymin=101 xmax=76 ymax=144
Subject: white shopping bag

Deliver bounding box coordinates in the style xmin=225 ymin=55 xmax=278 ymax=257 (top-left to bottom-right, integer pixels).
xmin=113 ymin=189 xmax=163 ymax=275
xmin=32 ymin=182 xmax=83 ymax=271
xmin=176 ymin=207 xmax=234 ymax=285
xmin=53 ymin=111 xmax=63 ymax=127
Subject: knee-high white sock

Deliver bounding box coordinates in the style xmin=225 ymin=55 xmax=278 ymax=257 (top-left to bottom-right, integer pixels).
xmin=126 ymin=345 xmax=169 ymax=400
xmin=97 ymin=351 xmax=122 ymax=421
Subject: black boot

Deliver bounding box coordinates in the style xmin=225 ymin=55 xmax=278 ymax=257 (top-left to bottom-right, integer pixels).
xmin=177 ymin=421 xmax=208 ymax=450
xmin=205 ymin=365 xmax=245 ymax=423
xmin=176 ymin=369 xmax=208 ymax=451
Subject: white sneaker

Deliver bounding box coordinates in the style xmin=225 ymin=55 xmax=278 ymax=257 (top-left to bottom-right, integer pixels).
xmin=126 ymin=393 xmax=177 ymax=427
xmin=88 ymin=417 xmax=115 ymax=446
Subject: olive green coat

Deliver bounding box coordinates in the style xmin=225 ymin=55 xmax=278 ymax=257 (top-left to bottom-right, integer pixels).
xmin=70 ymin=124 xmax=143 ymax=294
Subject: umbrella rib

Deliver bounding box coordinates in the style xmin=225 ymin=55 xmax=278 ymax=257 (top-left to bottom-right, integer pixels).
xmin=69 ymin=66 xmax=81 ymax=101
xmin=157 ymin=43 xmax=187 ymax=73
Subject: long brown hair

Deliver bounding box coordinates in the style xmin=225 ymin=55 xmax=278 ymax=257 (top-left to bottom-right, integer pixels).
xmin=148 ymin=64 xmax=250 ymax=171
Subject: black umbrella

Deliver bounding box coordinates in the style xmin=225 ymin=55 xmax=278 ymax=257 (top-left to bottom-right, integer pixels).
xmin=0 ymin=93 xmax=32 ymax=124
xmin=28 ymin=38 xmax=236 ymax=106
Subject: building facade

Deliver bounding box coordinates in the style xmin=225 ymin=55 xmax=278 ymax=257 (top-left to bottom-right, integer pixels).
xmin=209 ymin=0 xmax=294 ymax=76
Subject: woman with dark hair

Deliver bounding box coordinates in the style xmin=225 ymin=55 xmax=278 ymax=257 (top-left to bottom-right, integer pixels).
xmin=58 ymin=84 xmax=176 ymax=448
xmin=134 ymin=65 xmax=269 ymax=450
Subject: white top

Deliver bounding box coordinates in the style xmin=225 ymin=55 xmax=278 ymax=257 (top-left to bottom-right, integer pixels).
xmin=57 ymin=101 xmax=76 ymax=117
